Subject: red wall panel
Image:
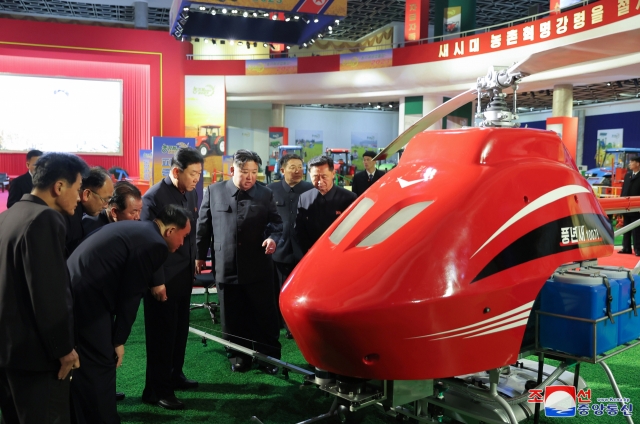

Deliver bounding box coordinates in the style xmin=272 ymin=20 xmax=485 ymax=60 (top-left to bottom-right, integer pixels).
xmin=0 ymin=18 xmax=191 ymax=177
xmin=298 ymin=55 xmax=339 ymax=74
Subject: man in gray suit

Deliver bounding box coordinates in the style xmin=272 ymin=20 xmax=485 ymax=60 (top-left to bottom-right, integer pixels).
xmin=196 ymin=150 xmax=283 ymax=374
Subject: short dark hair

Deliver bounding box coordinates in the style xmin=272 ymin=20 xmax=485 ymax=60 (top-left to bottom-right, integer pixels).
xmin=171 ymin=147 xmax=204 ymax=171
xmin=363 ymin=151 xmax=376 ymax=160
xmin=279 ymin=153 xmax=303 ymax=169
xmin=32 ymin=153 xmax=90 ymax=190
xmin=109 ymin=181 xmax=141 ymax=211
xmin=82 ymin=167 xmax=111 ymax=191
xmin=631 ymin=156 xmax=640 ymax=164
xmin=308 ymin=155 xmax=334 ymax=170
xmin=233 ymin=149 xmax=262 ymax=168
xmin=27 ymin=149 xmax=43 ymax=161
xmin=157 ymin=204 xmax=190 ymax=229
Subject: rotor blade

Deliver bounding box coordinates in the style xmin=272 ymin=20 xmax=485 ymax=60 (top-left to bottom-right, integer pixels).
xmin=375 ymin=88 xmax=476 ymax=161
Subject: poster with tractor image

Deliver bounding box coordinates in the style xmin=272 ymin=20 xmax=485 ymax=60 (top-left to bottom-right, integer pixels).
xmin=295 ymin=130 xmax=324 ymax=162
xmin=184 ymin=76 xmax=226 ymax=158
xmin=351 ymin=132 xmax=378 ymax=171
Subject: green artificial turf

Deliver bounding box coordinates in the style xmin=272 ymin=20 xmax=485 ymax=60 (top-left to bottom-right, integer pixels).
xmin=3 ymin=293 xmax=638 ymax=423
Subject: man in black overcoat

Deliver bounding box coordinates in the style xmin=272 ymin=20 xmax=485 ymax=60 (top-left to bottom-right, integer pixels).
xmin=196 ymin=150 xmax=283 ymax=373
xmin=295 ymin=155 xmax=357 ymax=260
xmin=140 ymin=148 xmax=203 ymax=410
xmin=619 ymin=156 xmax=640 ymax=255
xmin=0 ymin=152 xmax=88 ymax=424
xmin=68 ymin=206 xmax=192 ymax=424
xmin=267 ymin=154 xmax=313 ymax=338
xmin=351 ymin=150 xmax=385 ymax=197
xmin=6 ymin=149 xmax=42 ymax=209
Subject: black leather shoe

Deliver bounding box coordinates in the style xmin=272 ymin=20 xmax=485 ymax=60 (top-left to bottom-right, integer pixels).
xmin=258 ymin=363 xmax=280 ymax=375
xmin=231 ymin=363 xmax=249 ymax=373
xmin=142 ymin=394 xmax=185 ymax=410
xmin=115 ymin=392 xmax=125 ymax=401
xmin=619 ymin=250 xmax=632 ymax=254
xmin=172 ymin=377 xmax=198 ymax=390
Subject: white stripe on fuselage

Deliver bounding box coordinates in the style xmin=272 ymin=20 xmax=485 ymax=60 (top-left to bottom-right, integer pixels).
xmin=470 ymin=185 xmax=591 ymax=259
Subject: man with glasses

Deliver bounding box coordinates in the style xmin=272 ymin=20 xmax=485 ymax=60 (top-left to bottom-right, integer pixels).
xmin=82 ymin=181 xmax=142 ymax=239
xmin=267 ymin=154 xmax=313 ymax=339
xmin=295 ymin=155 xmax=357 ymax=260
xmin=65 ymin=167 xmax=114 ymax=255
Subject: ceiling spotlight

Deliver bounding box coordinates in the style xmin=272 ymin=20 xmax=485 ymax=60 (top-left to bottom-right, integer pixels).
xmin=272 ymin=14 xmax=278 ymax=20
xmin=368 ymin=102 xmax=371 ymax=106
xmin=204 ymin=38 xmax=209 ymax=43
xmin=303 ymin=42 xmax=308 ymax=47
xmin=607 ymin=82 xmax=612 ymax=86
xmin=318 ymin=33 xmax=323 ymax=38
xmin=193 ymin=37 xmax=200 ymax=42
xmin=237 ymin=41 xmax=243 ymax=45
xmin=263 ymin=42 xmax=268 ymax=47
xmin=211 ymin=9 xmax=216 ymax=14
xmin=335 ymin=19 xmax=339 ymax=24
xmin=229 ymin=40 xmax=235 ymax=45
xmin=252 ymin=12 xmax=257 ymax=17
xmin=231 ymin=9 xmax=238 ymax=13
xmin=198 ymin=6 xmax=206 ymax=11
xmin=253 ymin=42 xmax=257 ymax=47
xmin=222 ymin=8 xmax=227 ymax=13
xmin=212 ymin=39 xmax=217 ymax=44
xmin=243 ymin=11 xmax=248 ymax=17
xmin=313 ymin=17 xmax=319 ymax=23
xmin=285 ymin=14 xmax=291 ymax=22
xmin=182 ymin=6 xmax=189 ymax=11
xmin=328 ymin=25 xmax=332 ymax=30
xmin=301 ymin=17 xmax=309 ymax=24
xmin=286 ymin=45 xmax=290 ymax=49
xmin=294 ymin=15 xmax=300 ymax=20
xmin=376 ymin=104 xmax=381 ymax=109
xmin=389 ymin=104 xmax=393 ymax=107
xmin=263 ymin=12 xmax=269 ymax=16
xmin=309 ymin=38 xmax=315 ymax=44
xmin=329 ymin=30 xmax=332 ymax=34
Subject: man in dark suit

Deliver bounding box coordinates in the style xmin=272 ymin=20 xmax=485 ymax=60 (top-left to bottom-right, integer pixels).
xmin=0 ymin=152 xmax=88 ymax=424
xmin=295 ymin=155 xmax=357 ymax=260
xmin=65 ymin=167 xmax=114 ymax=255
xmin=82 ymin=180 xmax=142 ymax=239
xmin=351 ymin=150 xmax=385 ymax=197
xmin=141 ymin=148 xmax=203 ymax=410
xmin=68 ymin=206 xmax=192 ymax=424
xmin=619 ymin=156 xmax=640 ymax=255
xmin=267 ymin=154 xmax=313 ymax=339
xmin=196 ymin=150 xmax=283 ymax=374
xmin=6 ymin=149 xmax=42 ymax=208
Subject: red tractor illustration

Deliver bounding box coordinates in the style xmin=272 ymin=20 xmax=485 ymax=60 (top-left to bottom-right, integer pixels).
xmin=196 ymin=125 xmax=225 ymax=156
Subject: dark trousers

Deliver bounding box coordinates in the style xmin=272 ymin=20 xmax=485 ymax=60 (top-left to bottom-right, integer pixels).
xmin=0 ymin=367 xmax=71 ymax=424
xmin=274 ymin=262 xmax=295 ymax=330
xmin=143 ymin=271 xmax=192 ymax=399
xmin=70 ymin=360 xmax=118 ymax=424
xmin=71 ymin=303 xmax=120 ymax=424
xmin=622 ymin=212 xmax=640 ymax=252
xmin=217 ymin=282 xmax=281 ymax=365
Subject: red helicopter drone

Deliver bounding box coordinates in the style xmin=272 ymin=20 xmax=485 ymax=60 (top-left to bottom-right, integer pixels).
xmin=273 ymin=57 xmax=630 ymax=424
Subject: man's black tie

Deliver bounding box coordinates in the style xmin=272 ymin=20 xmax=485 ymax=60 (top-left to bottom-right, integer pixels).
xmin=368 ymin=174 xmax=373 ymax=182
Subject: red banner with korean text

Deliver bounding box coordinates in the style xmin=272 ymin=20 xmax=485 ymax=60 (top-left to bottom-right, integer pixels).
xmin=405 ymin=0 xmax=429 ymax=41
xmin=394 ymin=0 xmax=640 ymax=65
